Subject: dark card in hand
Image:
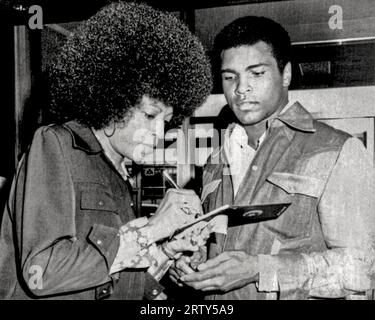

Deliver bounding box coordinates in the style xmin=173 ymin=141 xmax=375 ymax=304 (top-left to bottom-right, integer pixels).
xmin=176 ymin=202 xmax=291 ymax=234
xmin=225 ymin=203 xmax=291 ymax=227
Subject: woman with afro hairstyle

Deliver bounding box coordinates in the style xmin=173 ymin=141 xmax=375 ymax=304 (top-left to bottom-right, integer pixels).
xmin=0 ymin=2 xmax=213 ymax=300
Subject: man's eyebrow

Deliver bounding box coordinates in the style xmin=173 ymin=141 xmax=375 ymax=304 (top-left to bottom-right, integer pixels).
xmin=221 ymin=63 xmax=270 ymax=74
xmin=245 ymin=63 xmax=270 ymax=71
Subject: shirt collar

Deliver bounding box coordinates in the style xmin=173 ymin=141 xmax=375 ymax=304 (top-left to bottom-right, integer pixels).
xmin=225 ymin=123 xmax=267 ymax=151
xmin=221 ymin=100 xmax=315 ymax=161
xmin=270 ymin=101 xmax=316 ymax=133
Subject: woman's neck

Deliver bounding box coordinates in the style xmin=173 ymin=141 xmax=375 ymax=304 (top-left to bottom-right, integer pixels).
xmin=92 ymin=128 xmax=124 ymax=168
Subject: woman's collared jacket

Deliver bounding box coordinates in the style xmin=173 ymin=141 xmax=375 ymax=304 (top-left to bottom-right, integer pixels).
xmin=0 ymin=121 xmax=161 ymax=299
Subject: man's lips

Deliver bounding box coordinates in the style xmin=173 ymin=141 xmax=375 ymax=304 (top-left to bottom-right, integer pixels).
xmin=236 ymin=100 xmax=259 ymax=110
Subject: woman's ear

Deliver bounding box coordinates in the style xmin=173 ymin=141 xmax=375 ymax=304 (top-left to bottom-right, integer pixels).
xmin=282 ymin=62 xmax=292 ymax=87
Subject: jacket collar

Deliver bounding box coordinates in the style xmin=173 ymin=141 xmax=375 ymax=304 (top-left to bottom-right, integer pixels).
xmin=270 ymin=101 xmax=316 ymax=133
xmin=62 ymin=121 xmax=102 ymax=154
xmin=214 ymin=101 xmax=315 ymax=163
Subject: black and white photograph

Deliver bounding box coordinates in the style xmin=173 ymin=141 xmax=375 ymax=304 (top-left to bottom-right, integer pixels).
xmin=0 ymin=0 xmax=374 ymax=308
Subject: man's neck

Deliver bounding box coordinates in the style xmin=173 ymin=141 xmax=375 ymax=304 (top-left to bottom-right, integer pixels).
xmin=243 ymin=99 xmax=289 ymax=149
xmin=244 ymin=121 xmax=267 ymax=149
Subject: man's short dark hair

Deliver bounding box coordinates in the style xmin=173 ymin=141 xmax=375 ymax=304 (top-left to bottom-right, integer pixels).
xmin=213 ymin=16 xmax=291 ymax=72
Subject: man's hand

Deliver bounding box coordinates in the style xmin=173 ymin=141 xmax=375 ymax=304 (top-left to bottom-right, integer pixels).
xmin=179 ymin=251 xmax=259 ymax=292
xmin=169 ymin=255 xmax=196 ymax=287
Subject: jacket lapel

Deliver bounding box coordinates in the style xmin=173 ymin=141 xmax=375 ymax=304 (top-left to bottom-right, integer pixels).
xmin=233 ymin=102 xmax=316 ymax=205
xmin=233 ymin=126 xmax=294 ymax=205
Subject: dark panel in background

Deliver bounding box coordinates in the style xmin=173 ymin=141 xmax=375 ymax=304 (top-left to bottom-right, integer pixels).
xmin=290 ymin=40 xmax=375 ymax=90
xmin=211 ymin=40 xmax=375 ymax=93
xmin=0 ymin=0 xmax=110 ymax=24
xmin=0 ymin=24 xmax=15 ymax=179
xmin=18 ymin=29 xmax=42 ymax=156
xmin=0 ymin=0 xmax=290 ymax=24
xmin=0 ymin=24 xmax=15 ymax=214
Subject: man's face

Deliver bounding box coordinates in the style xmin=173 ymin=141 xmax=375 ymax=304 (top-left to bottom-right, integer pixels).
xmin=221 ymin=42 xmax=291 ymax=126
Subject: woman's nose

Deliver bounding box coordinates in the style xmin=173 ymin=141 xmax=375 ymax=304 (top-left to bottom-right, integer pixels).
xmin=154 ymin=119 xmax=165 ymax=140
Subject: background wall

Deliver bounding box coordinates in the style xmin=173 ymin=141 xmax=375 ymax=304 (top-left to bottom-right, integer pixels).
xmin=195 ymin=0 xmax=375 ymax=48
xmin=193 ymin=86 xmax=375 ymax=165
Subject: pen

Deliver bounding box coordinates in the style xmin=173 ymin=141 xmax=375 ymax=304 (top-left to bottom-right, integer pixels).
xmin=163 ymin=170 xmax=180 ymax=189
xmin=163 ymin=170 xmax=205 ymax=204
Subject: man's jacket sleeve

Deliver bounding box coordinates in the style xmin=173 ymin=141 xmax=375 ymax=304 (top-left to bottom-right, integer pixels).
xmin=258 ymin=138 xmax=375 ymax=299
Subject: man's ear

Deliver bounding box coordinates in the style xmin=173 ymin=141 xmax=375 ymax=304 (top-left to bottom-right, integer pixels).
xmin=282 ymin=62 xmax=292 ymax=87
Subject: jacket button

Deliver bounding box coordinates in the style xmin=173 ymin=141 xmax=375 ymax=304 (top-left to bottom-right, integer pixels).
xmin=98 ymin=200 xmax=104 ymax=206
xmin=252 ymin=165 xmax=258 ymax=171
xmin=97 ymin=240 xmax=102 ymax=245
xmin=152 ymin=289 xmax=159 ymax=296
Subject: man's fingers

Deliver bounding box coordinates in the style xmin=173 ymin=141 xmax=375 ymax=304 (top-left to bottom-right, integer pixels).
xmin=170 ymin=277 xmax=183 ymax=287
xmin=197 ymin=253 xmax=229 ymax=271
xmin=170 ymin=265 xmax=187 ymax=278
xmin=175 ymin=257 xmax=195 ymax=275
xmin=169 ymin=272 xmax=184 ymax=287
xmin=181 ymin=267 xmax=218 ymax=283
xmin=169 ymin=268 xmax=181 ymax=279
xmin=182 ymin=276 xmax=222 ymax=291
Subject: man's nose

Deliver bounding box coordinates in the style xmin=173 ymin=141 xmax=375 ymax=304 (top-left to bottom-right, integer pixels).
xmin=235 ymin=77 xmax=252 ymax=95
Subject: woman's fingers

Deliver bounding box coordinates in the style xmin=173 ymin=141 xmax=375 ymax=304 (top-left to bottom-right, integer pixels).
xmin=148 ymin=188 xmax=203 ymax=239
xmin=168 ymin=238 xmax=198 ymax=254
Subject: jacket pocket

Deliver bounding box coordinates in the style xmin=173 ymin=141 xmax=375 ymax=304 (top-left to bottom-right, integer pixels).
xmin=80 ymin=187 xmax=120 ymax=215
xmin=261 ymin=172 xmax=323 ymax=245
xmin=266 ymin=172 xmax=325 ymax=198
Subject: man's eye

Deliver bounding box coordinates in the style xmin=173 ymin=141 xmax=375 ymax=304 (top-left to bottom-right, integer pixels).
xmin=251 ymin=71 xmax=265 ymax=77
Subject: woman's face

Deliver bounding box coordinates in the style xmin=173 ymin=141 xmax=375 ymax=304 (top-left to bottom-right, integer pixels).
xmin=108 ymin=95 xmax=173 ymax=164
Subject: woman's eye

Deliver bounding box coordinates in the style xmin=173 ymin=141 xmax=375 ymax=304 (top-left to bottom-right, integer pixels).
xmin=222 ymin=74 xmax=236 ymax=81
xmin=144 ymin=112 xmax=156 ymax=120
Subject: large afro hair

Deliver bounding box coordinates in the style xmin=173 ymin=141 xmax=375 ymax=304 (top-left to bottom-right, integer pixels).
xmin=46 ymin=1 xmax=213 ymax=129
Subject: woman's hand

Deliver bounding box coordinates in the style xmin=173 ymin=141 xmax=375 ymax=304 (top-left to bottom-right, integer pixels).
xmin=161 ymin=221 xmax=212 ymax=258
xmin=148 ymin=221 xmax=213 ymax=282
xmin=147 ymin=189 xmax=203 ymax=242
